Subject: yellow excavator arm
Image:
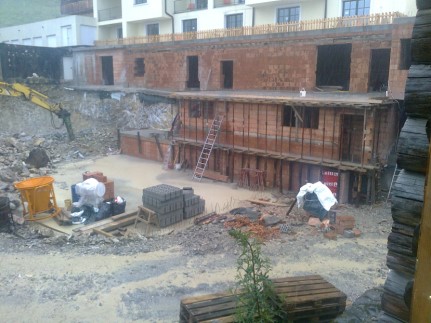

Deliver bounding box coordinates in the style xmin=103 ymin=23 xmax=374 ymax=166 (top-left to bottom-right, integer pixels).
xmin=0 ymin=82 xmax=75 ymax=141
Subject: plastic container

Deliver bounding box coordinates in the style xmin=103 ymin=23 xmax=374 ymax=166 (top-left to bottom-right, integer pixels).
xmin=14 ymin=176 xmax=60 ymax=221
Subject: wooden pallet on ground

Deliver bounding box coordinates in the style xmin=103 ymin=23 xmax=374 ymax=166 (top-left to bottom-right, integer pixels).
xmin=180 ymin=275 xmax=346 ymax=323
xmin=73 ymin=210 xmax=138 ymax=235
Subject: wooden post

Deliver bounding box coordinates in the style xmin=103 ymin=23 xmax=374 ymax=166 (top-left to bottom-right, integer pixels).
xmin=411 ymin=143 xmax=431 ymax=322
xmin=137 ymin=131 xmax=142 ymax=154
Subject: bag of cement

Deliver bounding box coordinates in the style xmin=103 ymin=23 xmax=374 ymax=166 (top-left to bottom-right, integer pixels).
xmin=297 ymin=181 xmax=337 ymax=211
xmin=72 ymin=178 xmax=106 ymax=208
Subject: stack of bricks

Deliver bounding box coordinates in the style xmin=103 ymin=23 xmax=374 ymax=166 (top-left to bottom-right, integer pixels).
xmin=182 ymin=187 xmax=205 ymax=219
xmin=141 ymin=184 xmax=205 ymax=228
xmin=334 ymin=215 xmax=355 ymax=234
xmin=142 ymin=184 xmax=184 ymax=228
xmin=82 ymin=171 xmax=115 ymax=201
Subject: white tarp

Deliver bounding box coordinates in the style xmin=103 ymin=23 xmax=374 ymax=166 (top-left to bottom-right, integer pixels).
xmin=296 ymin=181 xmax=337 ymax=211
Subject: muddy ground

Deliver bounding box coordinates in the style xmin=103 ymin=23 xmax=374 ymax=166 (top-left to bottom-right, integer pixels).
xmin=0 ymin=180 xmax=392 ymax=322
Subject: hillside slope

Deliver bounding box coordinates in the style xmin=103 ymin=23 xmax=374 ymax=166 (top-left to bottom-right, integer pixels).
xmin=0 ymin=0 xmax=60 ymax=28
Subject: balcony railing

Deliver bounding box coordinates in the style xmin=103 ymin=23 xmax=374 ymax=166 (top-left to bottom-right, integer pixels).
xmin=174 ymin=0 xmax=208 ymax=13
xmin=61 ymin=0 xmax=93 ymax=15
xmin=214 ymin=0 xmax=245 ymax=8
xmin=95 ymin=12 xmax=404 ymax=46
xmin=98 ymin=6 xmax=122 ymax=22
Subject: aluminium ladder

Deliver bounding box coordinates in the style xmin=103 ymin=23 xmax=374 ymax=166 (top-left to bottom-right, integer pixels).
xmin=192 ymin=115 xmax=224 ymax=181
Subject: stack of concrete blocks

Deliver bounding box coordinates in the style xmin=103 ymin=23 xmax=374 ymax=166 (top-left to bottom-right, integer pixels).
xmin=82 ymin=171 xmax=115 ymax=201
xmin=142 ymin=184 xmax=184 ymax=228
xmin=142 ymin=185 xmax=205 ymax=228
xmin=182 ymin=187 xmax=205 ymax=219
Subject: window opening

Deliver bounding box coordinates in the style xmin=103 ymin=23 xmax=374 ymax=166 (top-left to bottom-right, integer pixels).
xmin=277 ymin=6 xmax=300 ymax=23
xmin=342 ymin=0 xmax=370 ymax=16
xmin=187 ymin=56 xmax=200 ymax=89
xmin=147 ymin=23 xmax=159 ymax=36
xmin=226 ymin=13 xmax=243 ymax=29
xmin=369 ymin=48 xmax=390 ymax=92
xmin=221 ymin=61 xmax=233 ymax=89
xmin=134 ymin=58 xmax=145 ymax=77
xmin=399 ymin=39 xmax=411 ymax=70
xmin=183 ymin=19 xmax=197 ymax=32
xmin=316 ymin=44 xmax=352 ymax=91
xmin=283 ymin=106 xmax=319 ymax=129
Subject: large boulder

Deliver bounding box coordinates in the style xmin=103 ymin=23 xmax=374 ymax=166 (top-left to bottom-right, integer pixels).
xmin=25 ymin=148 xmax=50 ymax=168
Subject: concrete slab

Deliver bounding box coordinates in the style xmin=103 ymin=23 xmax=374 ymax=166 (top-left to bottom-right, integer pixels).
xmin=46 ymin=154 xmax=268 ymax=234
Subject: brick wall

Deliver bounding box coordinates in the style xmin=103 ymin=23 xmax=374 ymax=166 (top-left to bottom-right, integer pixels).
xmin=74 ymin=22 xmax=413 ymax=93
xmin=388 ymin=21 xmax=414 ymax=99
xmin=177 ymin=98 xmax=394 ymax=168
xmin=120 ymin=133 xmax=168 ymax=162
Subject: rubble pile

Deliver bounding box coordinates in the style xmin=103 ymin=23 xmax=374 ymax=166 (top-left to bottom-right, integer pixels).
xmin=0 ymin=128 xmax=118 ymax=211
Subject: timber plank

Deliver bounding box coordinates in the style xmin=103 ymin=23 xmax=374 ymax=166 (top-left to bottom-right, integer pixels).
xmin=386 ymin=251 xmax=416 ymax=275
xmin=412 ymin=37 xmax=431 ymax=64
xmin=382 ymin=292 xmax=410 ymax=322
xmin=74 ymin=210 xmax=138 ymax=233
xmin=202 ymin=170 xmax=229 ymax=182
xmin=96 ymin=216 xmax=138 ymax=232
xmin=407 ymin=65 xmax=431 ymax=78
xmin=93 ymin=228 xmax=114 ymax=238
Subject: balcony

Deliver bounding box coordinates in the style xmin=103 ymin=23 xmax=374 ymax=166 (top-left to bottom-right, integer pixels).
xmin=95 ymin=12 xmax=403 ymax=46
xmin=61 ymin=0 xmax=93 ymax=15
xmin=174 ymin=0 xmax=208 ymax=14
xmin=214 ymin=0 xmax=245 ymax=8
xmin=98 ymin=6 xmax=122 ymax=22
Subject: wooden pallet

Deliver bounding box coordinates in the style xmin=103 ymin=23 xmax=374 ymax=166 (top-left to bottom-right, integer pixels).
xmin=180 ymin=275 xmax=346 ymax=323
xmin=73 ymin=210 xmax=138 ymax=235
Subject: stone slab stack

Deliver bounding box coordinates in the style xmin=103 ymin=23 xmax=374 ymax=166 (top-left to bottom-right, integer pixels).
xmin=142 ymin=184 xmax=184 ymax=228
xmin=182 ymin=187 xmax=205 ymax=219
xmin=142 ymin=184 xmax=205 ymax=228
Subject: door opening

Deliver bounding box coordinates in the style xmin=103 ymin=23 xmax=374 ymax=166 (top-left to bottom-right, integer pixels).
xmin=369 ymin=48 xmax=390 ymax=92
xmin=221 ymin=60 xmax=233 ymax=89
xmin=186 ymin=56 xmax=200 ymax=89
xmin=101 ymin=56 xmax=114 ymax=85
xmin=316 ymin=44 xmax=352 ymax=91
xmin=341 ymin=114 xmax=364 ymax=163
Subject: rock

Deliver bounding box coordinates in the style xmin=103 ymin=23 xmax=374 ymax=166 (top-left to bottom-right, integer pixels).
xmin=0 ymin=169 xmax=17 ymax=183
xmin=25 ymin=148 xmax=50 ymax=168
xmin=5 ymin=137 xmax=19 ymax=148
xmin=260 ymin=214 xmax=281 ymax=226
xmin=343 ymin=229 xmax=355 ymax=238
xmin=33 ymin=138 xmax=45 ymax=146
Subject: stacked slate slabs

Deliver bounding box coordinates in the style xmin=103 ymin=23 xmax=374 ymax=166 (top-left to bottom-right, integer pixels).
xmin=182 ymin=187 xmax=205 ymax=219
xmin=142 ymin=184 xmax=184 ymax=228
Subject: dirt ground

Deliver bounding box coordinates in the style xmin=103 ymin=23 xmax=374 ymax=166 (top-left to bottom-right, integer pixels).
xmin=0 ymin=154 xmax=392 ymax=322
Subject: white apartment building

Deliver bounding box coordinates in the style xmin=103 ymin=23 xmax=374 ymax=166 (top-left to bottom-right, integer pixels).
xmin=95 ymin=0 xmax=417 ymax=41
xmin=0 ymin=15 xmax=97 ymax=47
xmin=0 ymin=0 xmax=417 ymax=46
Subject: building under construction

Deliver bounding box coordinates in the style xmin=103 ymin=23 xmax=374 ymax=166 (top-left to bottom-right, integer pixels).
xmin=70 ymin=13 xmax=413 ymax=204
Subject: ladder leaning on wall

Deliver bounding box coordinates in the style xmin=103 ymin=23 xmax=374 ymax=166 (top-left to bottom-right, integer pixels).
xmin=192 ymin=115 xmax=224 ymax=181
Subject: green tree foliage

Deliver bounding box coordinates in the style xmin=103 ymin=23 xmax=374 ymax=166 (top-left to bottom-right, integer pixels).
xmin=229 ymin=229 xmax=285 ymax=322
